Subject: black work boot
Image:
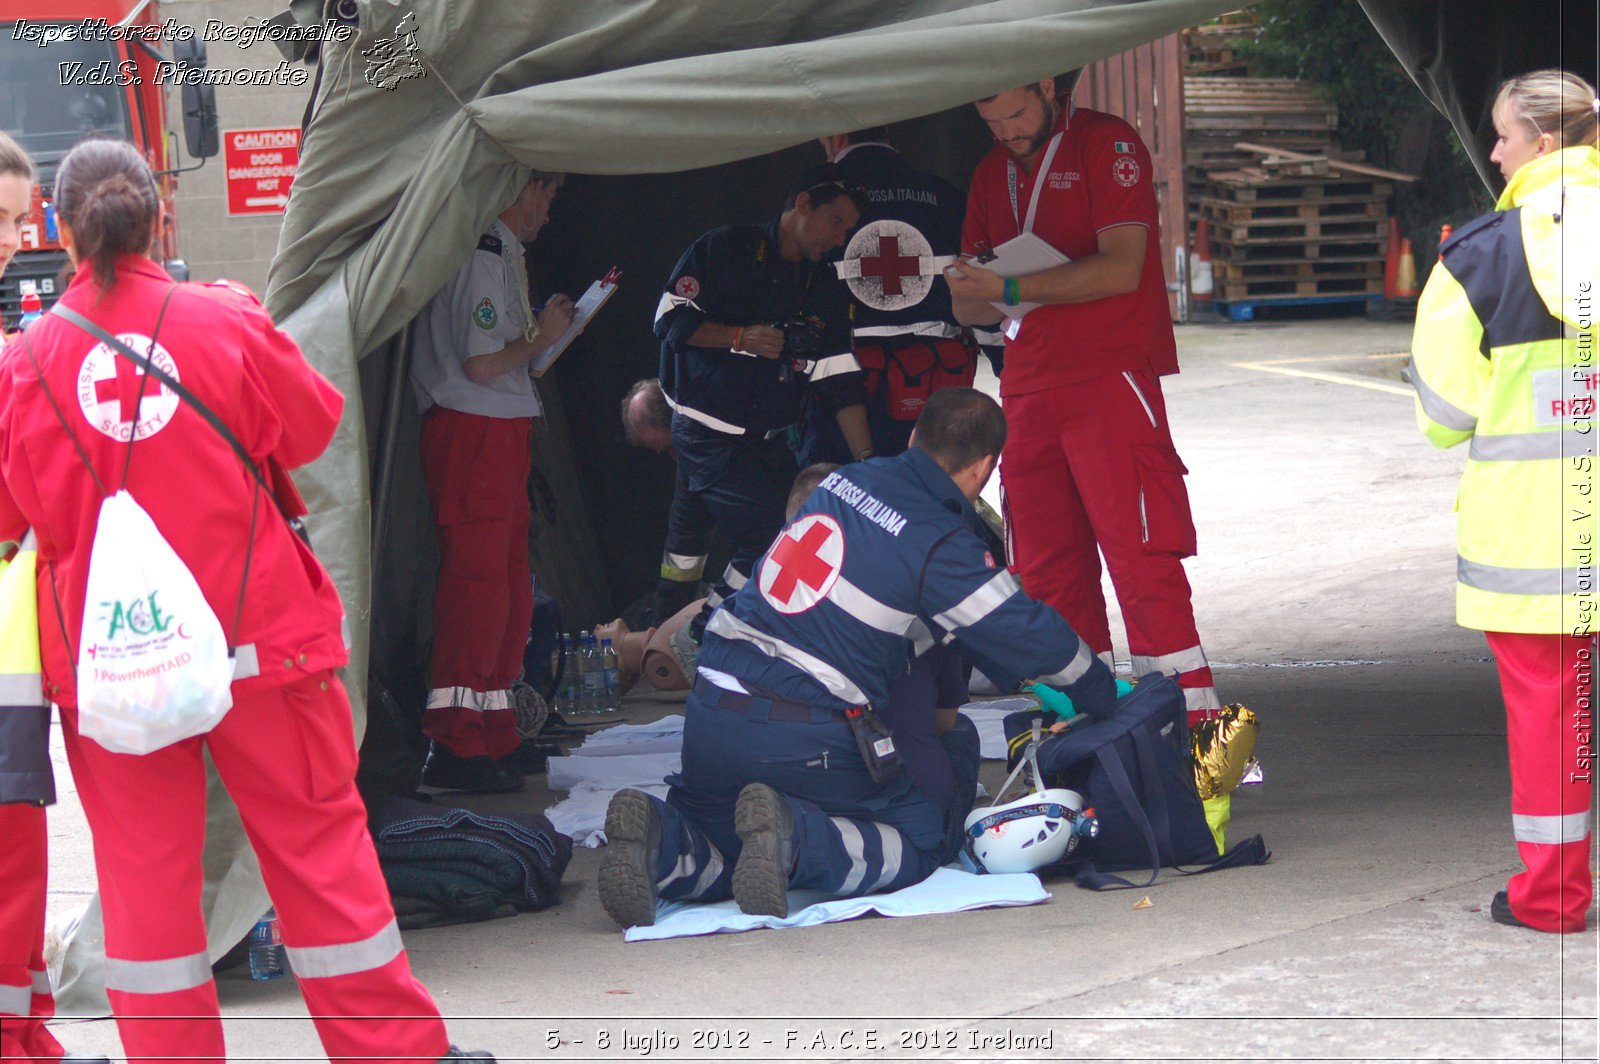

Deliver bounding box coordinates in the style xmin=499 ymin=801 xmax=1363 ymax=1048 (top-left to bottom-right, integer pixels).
xmin=421 ymin=741 xmax=523 ymax=794
xmin=598 ymin=789 xmax=663 ymax=928
xmin=438 ymin=1048 xmax=496 ymax=1061
xmin=1491 ymin=890 xmax=1532 ymax=929
xmin=732 ymin=782 xmax=796 ymax=918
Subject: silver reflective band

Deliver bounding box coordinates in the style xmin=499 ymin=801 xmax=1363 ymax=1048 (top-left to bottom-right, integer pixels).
xmin=706 ymin=610 xmax=869 ymax=705
xmin=425 ymin=686 xmax=511 ymax=713
xmin=1183 ymin=686 xmax=1221 ymax=714
xmin=0 ymin=982 xmax=31 ymax=1015
xmin=833 ymin=818 xmax=869 ymax=895
xmin=869 ymin=823 xmax=905 ymax=892
xmin=1097 ymin=651 xmax=1115 ymax=671
xmin=807 ymin=352 xmax=862 ymax=382
xmin=31 ymin=968 xmax=49 ymax=994
xmin=932 ymin=570 xmax=1021 ymax=632
xmin=829 ymin=577 xmax=917 ymax=636
xmin=723 ymin=564 xmax=749 ymax=591
xmin=905 ymin=619 xmax=936 ymax=657
xmin=285 ymin=918 xmax=404 ymax=979
xmin=653 ymin=290 xmax=702 ymax=324
xmin=0 ymin=673 xmax=43 ymax=706
xmin=1132 ymin=645 xmax=1209 ymax=676
xmin=853 ymin=321 xmax=963 ymax=339
xmin=1469 ymin=430 xmax=1593 ymax=461
xmin=660 ymin=391 xmax=747 ymax=436
xmin=1408 ymin=360 xmax=1478 ymax=432
xmin=663 ymin=551 xmax=707 ymax=572
xmin=688 ymin=849 xmax=726 ymax=899
xmin=231 ymin=643 xmax=260 ymax=681
xmin=1039 ymin=639 xmax=1095 ymax=688
xmin=1459 ymin=558 xmax=1590 ymax=596
xmin=104 ymin=950 xmax=211 ymax=994
xmin=1512 ymin=810 xmax=1592 ymax=845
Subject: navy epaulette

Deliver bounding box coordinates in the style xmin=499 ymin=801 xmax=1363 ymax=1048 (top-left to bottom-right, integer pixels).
xmin=1440 ymin=209 xmax=1508 ymax=260
xmin=478 ymin=232 xmax=503 ymax=255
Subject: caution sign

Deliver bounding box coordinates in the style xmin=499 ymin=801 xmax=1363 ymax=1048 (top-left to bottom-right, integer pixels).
xmin=223 ymin=128 xmax=300 ymax=216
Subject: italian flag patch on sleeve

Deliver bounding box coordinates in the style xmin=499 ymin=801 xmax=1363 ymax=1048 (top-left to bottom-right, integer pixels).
xmin=1114 ymin=141 xmax=1134 ymax=153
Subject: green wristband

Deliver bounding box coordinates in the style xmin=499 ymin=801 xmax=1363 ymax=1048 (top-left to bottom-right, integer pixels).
xmin=1003 ymin=277 xmax=1021 ymax=307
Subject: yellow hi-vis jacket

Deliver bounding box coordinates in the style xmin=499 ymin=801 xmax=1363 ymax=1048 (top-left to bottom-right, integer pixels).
xmin=0 ymin=530 xmax=52 ymax=805
xmin=1409 ymin=146 xmax=1600 ymax=634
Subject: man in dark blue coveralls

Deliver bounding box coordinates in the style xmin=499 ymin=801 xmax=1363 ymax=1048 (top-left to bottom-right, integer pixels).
xmin=598 ymin=389 xmax=1117 ymax=927
xmin=653 ymin=166 xmax=876 ymax=675
xmin=803 ymin=128 xmax=977 ymax=465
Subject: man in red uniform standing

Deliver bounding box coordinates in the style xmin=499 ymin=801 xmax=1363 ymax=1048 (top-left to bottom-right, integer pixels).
xmin=411 ymin=174 xmax=575 ymax=792
xmin=946 ymin=76 xmax=1220 ymax=725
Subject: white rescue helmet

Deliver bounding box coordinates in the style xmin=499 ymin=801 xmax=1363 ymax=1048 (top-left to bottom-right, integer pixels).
xmin=963 ymin=721 xmax=1098 ymax=874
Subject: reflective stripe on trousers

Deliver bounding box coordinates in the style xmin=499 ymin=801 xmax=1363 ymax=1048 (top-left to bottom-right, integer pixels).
xmin=104 ymin=950 xmax=211 ymax=995
xmin=285 ymin=918 xmax=404 ymax=979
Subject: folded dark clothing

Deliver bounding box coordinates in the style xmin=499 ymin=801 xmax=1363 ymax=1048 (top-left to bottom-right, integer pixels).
xmin=371 ymin=796 xmax=573 ymax=926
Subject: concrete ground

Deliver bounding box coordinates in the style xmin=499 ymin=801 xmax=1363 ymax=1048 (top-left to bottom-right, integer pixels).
xmin=44 ymin=315 xmax=1598 ymax=1061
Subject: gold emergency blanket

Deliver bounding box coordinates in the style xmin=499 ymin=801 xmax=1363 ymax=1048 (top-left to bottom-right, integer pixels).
xmin=1192 ymin=704 xmax=1259 ymax=800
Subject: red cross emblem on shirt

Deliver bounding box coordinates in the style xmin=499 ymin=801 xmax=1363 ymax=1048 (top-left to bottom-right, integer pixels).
xmin=93 ymin=360 xmax=152 ymax=424
xmin=857 ymin=235 xmax=922 ymax=297
xmin=759 ymin=513 xmax=845 ymax=614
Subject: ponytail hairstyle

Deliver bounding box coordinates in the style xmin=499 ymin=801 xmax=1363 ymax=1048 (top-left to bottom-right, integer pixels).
xmin=53 ymin=138 xmax=159 ymax=293
xmin=0 ymin=129 xmax=35 ymax=184
xmin=1493 ymin=69 xmax=1600 ymax=150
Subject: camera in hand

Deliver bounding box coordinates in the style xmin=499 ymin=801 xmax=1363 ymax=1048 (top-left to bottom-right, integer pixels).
xmin=774 ymin=313 xmax=827 ymax=361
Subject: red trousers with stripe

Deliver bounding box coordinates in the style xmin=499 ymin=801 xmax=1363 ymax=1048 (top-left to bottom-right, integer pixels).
xmin=1001 ymin=371 xmax=1219 ymax=722
xmin=61 ymin=673 xmax=449 ymax=1063
xmin=420 ymin=408 xmax=534 ymax=759
xmin=1486 ymin=631 xmax=1594 ymax=932
xmin=0 ymin=803 xmax=63 ymax=1062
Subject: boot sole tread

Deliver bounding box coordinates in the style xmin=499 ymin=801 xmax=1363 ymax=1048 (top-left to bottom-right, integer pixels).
xmin=599 ymin=790 xmax=658 ymax=928
xmin=733 ymin=784 xmax=791 ymax=919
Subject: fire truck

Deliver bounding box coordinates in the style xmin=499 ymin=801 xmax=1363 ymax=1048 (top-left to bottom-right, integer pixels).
xmin=0 ymin=0 xmax=219 ymax=321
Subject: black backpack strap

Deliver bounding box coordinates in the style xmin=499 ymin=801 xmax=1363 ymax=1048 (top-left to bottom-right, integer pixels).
xmin=1072 ymin=744 xmax=1162 ymax=891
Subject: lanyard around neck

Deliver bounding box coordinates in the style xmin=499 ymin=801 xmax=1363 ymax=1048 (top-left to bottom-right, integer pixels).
xmin=1007 ymin=129 xmax=1064 ymax=236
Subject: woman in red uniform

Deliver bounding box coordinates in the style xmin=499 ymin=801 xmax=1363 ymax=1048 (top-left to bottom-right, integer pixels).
xmin=0 ymin=140 xmax=493 ymax=1062
xmin=0 ymin=127 xmax=106 ymax=1064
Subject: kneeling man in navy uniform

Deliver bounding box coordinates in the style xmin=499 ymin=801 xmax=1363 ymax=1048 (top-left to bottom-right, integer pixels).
xmin=598 ymin=388 xmax=1116 ymax=927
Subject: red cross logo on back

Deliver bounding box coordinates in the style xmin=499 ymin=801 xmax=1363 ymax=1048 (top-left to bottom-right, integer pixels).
xmin=759 ymin=514 xmax=845 ymax=614
xmin=76 ymin=335 xmax=180 ymax=442
xmin=858 ymin=235 xmax=921 ymax=297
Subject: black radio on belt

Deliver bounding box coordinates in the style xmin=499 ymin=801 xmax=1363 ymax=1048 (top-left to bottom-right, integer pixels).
xmin=844 ymin=705 xmax=902 ymax=783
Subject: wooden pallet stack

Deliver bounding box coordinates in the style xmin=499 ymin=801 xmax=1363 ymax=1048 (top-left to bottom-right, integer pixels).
xmin=1181 ymin=11 xmax=1259 ymax=76
xmin=1183 ymin=78 xmax=1340 ymax=217
xmin=1195 ymin=144 xmax=1415 ymax=319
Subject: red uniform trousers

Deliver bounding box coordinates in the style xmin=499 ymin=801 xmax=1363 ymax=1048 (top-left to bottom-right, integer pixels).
xmin=0 ymin=803 xmax=63 ymax=1062
xmin=1486 ymin=631 xmax=1594 ymax=932
xmin=1001 ymin=370 xmax=1220 ymax=723
xmin=420 ymin=407 xmax=534 ymax=760
xmin=60 ymin=672 xmax=449 ymax=1063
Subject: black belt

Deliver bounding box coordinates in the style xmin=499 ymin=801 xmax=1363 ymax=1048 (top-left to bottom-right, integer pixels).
xmin=693 ymin=677 xmax=841 ymax=724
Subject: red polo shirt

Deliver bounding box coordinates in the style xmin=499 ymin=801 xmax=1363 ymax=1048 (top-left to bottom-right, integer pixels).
xmin=963 ymin=104 xmax=1177 ymax=397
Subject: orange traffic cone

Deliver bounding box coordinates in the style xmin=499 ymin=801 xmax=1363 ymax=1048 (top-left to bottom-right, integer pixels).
xmin=1396 ymin=238 xmax=1419 ymax=297
xmin=1192 ymin=218 xmax=1214 ymax=309
xmin=1382 ymin=217 xmax=1401 ymax=299
xmin=1438 ymin=224 xmax=1453 ymax=258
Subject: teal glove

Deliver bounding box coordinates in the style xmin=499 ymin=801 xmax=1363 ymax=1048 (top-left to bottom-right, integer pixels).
xmin=1027 ymin=677 xmax=1134 ymax=720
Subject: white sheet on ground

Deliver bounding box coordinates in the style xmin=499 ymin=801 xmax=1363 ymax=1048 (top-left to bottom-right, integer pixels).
xmin=624 ymin=866 xmax=1049 ymax=941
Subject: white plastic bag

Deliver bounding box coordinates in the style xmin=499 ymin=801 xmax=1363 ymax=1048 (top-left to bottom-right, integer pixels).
xmin=76 ymin=491 xmax=233 ymax=754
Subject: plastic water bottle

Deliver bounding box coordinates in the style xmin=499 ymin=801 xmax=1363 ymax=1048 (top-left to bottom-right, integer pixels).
xmin=557 ymin=632 xmax=583 ymax=714
xmin=600 ymin=637 xmax=621 ymax=712
xmin=581 ymin=632 xmax=606 ymax=713
xmin=17 ymin=282 xmax=42 ymax=332
xmin=247 ymin=909 xmax=286 ymax=980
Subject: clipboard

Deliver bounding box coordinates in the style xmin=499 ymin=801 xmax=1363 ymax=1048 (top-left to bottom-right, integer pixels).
xmin=529 ymin=267 xmax=621 ymax=378
xmin=978 ymin=232 xmax=1070 ymax=320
